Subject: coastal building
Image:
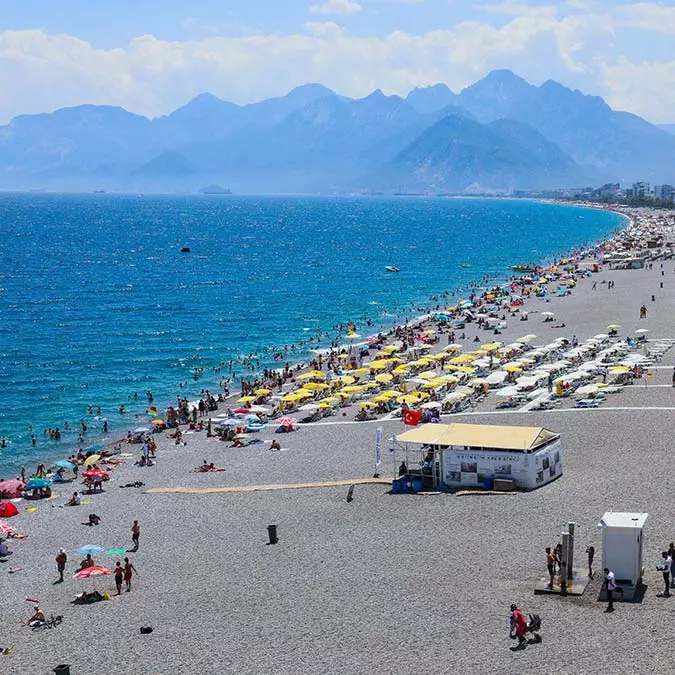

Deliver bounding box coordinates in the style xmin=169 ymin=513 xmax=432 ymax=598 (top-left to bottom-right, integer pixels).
xmin=632 ymin=181 xmax=650 ymax=198
xmin=654 ymin=184 xmax=674 ymax=201
xmin=394 ymin=423 xmax=562 ymax=491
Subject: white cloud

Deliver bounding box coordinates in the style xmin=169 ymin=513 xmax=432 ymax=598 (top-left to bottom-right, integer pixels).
xmin=309 ymin=0 xmax=362 ymax=15
xmin=304 ymin=21 xmax=345 ymax=37
xmin=0 ymin=2 xmax=675 ymax=124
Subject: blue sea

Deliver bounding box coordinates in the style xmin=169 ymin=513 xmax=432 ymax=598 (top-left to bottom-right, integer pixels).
xmin=0 ymin=194 xmax=625 ymax=475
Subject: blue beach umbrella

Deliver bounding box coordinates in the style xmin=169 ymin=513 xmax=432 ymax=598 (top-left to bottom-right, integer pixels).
xmin=25 ymin=478 xmax=51 ymax=490
xmin=85 ymin=444 xmax=106 ymax=452
xmin=76 ymin=544 xmax=105 ymax=556
xmin=55 ymin=460 xmax=75 ymax=469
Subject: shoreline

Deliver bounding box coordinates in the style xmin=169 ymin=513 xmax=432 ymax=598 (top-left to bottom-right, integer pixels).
xmin=0 ymin=200 xmax=630 ymax=479
xmin=1 ymin=202 xmax=674 ymax=673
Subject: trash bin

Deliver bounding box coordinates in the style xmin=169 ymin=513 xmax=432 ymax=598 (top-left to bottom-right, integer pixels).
xmin=53 ymin=666 xmax=71 ymax=675
xmin=411 ymin=477 xmax=423 ymax=493
xmin=483 ymin=475 xmax=494 ymax=490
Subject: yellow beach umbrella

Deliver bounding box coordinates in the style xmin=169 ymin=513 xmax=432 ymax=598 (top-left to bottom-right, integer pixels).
xmin=373 ymin=394 xmax=391 ymax=403
xmin=444 ymin=344 xmax=462 ymax=352
xmin=382 ymin=345 xmax=399 ymax=353
xmin=504 ymin=365 xmax=522 ymax=373
xmin=481 ymin=343 xmax=501 ymax=351
xmin=340 ymin=385 xmax=364 ymax=393
xmin=359 ymin=401 xmax=378 ymax=409
xmin=397 ymin=393 xmax=430 ymax=404
xmin=450 ymin=354 xmax=475 ymax=364
xmin=456 ymin=366 xmax=477 ymax=374
xmin=609 ymin=366 xmax=629 ymax=373
xmin=302 ymin=382 xmax=329 ymax=390
xmin=237 ymin=395 xmax=256 ymax=403
xmin=83 ymin=454 xmax=101 ymax=466
xmin=380 ymin=390 xmax=401 ymax=398
xmin=318 ymin=396 xmax=341 ymax=405
xmin=423 ymin=329 xmax=436 ymax=335
xmin=375 ymin=373 xmax=394 ymax=384
xmin=351 ymin=368 xmax=371 ymax=375
xmin=418 ymin=371 xmax=439 ymax=380
xmin=368 ymin=361 xmax=390 ymax=370
xmin=337 ymin=353 xmax=350 ymax=360
xmin=362 ymin=382 xmax=380 ymax=390
xmin=254 ymin=388 xmax=272 ymax=396
xmin=439 ymin=374 xmax=460 ymax=384
xmin=393 ymin=364 xmax=411 ymax=374
xmin=421 ymin=380 xmax=446 ymax=390
xmin=297 ymin=370 xmax=326 ymax=380
xmin=333 ymin=375 xmax=356 ymax=386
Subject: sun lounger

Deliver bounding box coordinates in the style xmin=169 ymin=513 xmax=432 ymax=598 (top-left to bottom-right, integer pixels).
xmin=575 ymin=398 xmax=601 ymax=408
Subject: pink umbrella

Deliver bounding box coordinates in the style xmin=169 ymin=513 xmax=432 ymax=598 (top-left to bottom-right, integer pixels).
xmin=0 ymin=479 xmax=25 ymax=498
xmin=277 ymin=417 xmax=297 ymax=427
xmin=0 ymin=520 xmax=15 ymax=536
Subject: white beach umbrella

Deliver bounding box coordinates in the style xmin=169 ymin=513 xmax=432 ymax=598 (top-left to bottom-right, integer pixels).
xmin=516 ymin=334 xmax=537 ymax=343
xmin=298 ymin=403 xmax=321 ymax=412
xmin=485 ymin=371 xmax=507 ymax=385
xmin=421 ymin=401 xmax=442 ymax=410
xmin=541 ymin=311 xmax=556 ymax=317
xmin=495 ymin=386 xmax=521 ymax=398
xmin=635 ymin=328 xmax=649 ymax=334
xmin=593 ymin=333 xmax=609 ymax=341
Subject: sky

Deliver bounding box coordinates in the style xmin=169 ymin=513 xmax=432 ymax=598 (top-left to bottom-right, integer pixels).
xmin=0 ymin=0 xmax=674 ymax=123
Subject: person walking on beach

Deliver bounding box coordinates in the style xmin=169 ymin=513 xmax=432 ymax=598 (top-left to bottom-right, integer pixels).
xmin=671 ymin=367 xmax=675 ymax=388
xmin=586 ymin=545 xmax=595 ymax=579
xmin=660 ymin=551 xmax=672 ymax=598
xmin=123 ymin=557 xmax=137 ymax=592
xmin=114 ymin=561 xmax=124 ymax=595
xmin=604 ymin=568 xmax=616 ymax=611
xmin=546 ymin=547 xmax=556 ymax=588
xmin=55 ymin=548 xmax=67 ymax=583
xmin=131 ymin=520 xmax=140 ymax=551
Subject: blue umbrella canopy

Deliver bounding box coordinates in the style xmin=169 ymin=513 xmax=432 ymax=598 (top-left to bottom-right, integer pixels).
xmin=55 ymin=460 xmax=75 ymax=469
xmin=76 ymin=544 xmax=105 ymax=556
xmin=25 ymin=477 xmax=51 ymax=490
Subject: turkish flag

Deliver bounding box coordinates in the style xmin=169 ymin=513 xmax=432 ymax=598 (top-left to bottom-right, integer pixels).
xmin=402 ymin=409 xmax=423 ymax=426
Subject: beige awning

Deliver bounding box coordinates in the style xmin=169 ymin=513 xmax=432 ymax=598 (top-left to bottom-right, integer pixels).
xmin=397 ymin=422 xmax=559 ymax=452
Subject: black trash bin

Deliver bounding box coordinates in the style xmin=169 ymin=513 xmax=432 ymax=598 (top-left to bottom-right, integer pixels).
xmin=53 ymin=666 xmax=71 ymax=675
xmin=267 ymin=524 xmax=278 ymax=545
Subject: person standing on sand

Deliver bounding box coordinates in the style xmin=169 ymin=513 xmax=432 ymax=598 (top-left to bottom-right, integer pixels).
xmin=123 ymin=557 xmax=137 ymax=592
xmin=114 ymin=561 xmax=124 ymax=595
xmin=55 ymin=548 xmax=67 ymax=583
xmin=660 ymin=551 xmax=672 ymax=598
xmin=131 ymin=520 xmax=140 ymax=550
xmin=671 ymin=367 xmax=675 ymax=388
xmin=604 ymin=568 xmax=616 ymax=611
xmin=546 ymin=547 xmax=556 ymax=588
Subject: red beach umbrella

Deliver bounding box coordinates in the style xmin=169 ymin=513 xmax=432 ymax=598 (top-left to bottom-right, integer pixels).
xmin=277 ymin=417 xmax=297 ymax=427
xmin=81 ymin=468 xmax=109 ymax=479
xmin=0 ymin=479 xmax=25 ymax=498
xmin=0 ymin=502 xmax=19 ymax=518
xmin=74 ymin=565 xmax=112 ymax=579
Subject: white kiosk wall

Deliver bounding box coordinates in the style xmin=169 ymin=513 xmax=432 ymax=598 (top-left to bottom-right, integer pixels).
xmin=441 ymin=437 xmax=562 ymax=491
xmin=600 ymin=512 xmax=648 ymax=587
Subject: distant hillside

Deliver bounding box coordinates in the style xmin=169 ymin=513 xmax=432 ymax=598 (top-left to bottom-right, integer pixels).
xmin=0 ymin=72 xmax=673 ymax=192
xmin=386 ymin=114 xmax=586 ymax=192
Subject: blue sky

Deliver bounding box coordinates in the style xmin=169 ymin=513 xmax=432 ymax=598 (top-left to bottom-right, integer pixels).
xmin=0 ymin=1 xmax=674 ymax=123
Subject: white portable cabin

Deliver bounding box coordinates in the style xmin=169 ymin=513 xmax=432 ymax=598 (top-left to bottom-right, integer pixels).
xmin=395 ymin=423 xmax=562 ymax=491
xmin=599 ymin=512 xmax=648 ymax=589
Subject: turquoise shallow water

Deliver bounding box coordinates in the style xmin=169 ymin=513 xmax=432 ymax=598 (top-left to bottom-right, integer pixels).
xmin=0 ymin=194 xmax=625 ymax=475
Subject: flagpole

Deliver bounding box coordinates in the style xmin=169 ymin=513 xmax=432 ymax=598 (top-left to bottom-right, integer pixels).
xmin=373 ymin=427 xmax=382 ymax=478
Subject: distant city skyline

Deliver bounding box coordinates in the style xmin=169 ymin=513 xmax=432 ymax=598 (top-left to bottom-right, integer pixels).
xmin=0 ymin=0 xmax=674 ymax=124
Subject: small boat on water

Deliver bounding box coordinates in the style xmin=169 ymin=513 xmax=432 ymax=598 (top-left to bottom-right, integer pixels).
xmin=385 ymin=266 xmax=400 ymax=272
xmin=180 ymin=246 xmax=191 ymax=253
xmin=461 ymin=263 xmax=471 ymax=268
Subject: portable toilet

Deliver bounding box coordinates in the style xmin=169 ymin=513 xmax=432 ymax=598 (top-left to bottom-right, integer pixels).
xmin=598 ymin=512 xmax=648 ymax=599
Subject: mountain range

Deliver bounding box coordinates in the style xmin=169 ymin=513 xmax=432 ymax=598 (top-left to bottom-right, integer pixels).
xmin=1 ymin=70 xmax=674 ymax=193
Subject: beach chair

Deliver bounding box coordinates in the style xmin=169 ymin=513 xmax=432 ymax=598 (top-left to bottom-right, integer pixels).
xmin=575 ymin=398 xmax=601 ymax=408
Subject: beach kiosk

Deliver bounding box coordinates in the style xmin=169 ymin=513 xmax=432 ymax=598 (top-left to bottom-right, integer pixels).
xmin=598 ymin=512 xmax=648 ymax=600
xmin=394 ymin=423 xmax=562 ymax=492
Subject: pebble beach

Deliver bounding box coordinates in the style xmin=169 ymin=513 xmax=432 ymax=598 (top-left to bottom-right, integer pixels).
xmin=1 ymin=204 xmax=675 ymax=675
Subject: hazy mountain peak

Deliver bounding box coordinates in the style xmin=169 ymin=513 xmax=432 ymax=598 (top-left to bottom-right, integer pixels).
xmin=285 ymin=83 xmax=336 ymax=101
xmin=405 ymin=83 xmax=458 ymax=114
